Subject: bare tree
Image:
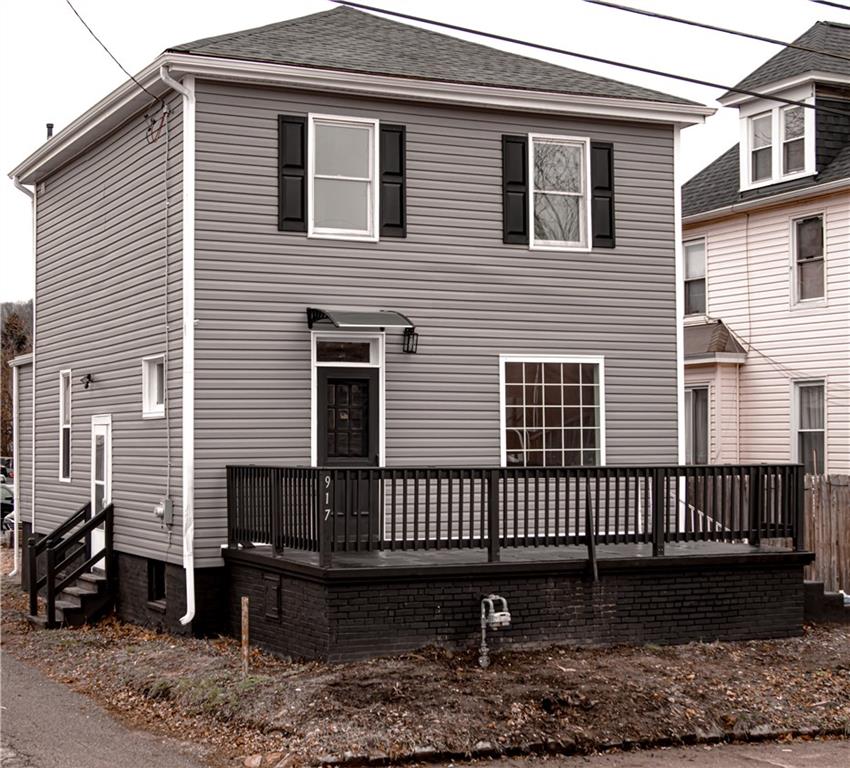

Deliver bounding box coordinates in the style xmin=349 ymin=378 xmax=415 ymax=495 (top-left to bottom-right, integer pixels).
xmin=1 ymin=300 xmax=33 ymax=457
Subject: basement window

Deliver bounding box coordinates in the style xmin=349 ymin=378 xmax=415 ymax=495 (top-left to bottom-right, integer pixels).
xmin=147 ymin=559 xmax=166 ymax=607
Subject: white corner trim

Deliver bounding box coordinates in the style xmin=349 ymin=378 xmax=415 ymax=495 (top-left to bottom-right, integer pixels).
xmin=9 ymin=364 xmax=20 ymax=576
xmin=674 ymin=125 xmax=686 ymax=466
xmin=10 ymin=51 xmax=713 ymax=184
xmin=497 ymin=354 xmax=607 ymax=468
xmin=159 ymin=68 xmax=196 ymax=627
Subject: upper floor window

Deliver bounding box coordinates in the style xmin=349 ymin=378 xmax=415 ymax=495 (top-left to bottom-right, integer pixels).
xmin=684 ymin=386 xmax=709 ymax=465
xmin=684 ymin=238 xmax=706 ymax=316
xmin=793 ymin=215 xmax=824 ymax=302
xmin=142 ymin=355 xmax=165 ymax=419
xmin=743 ymin=102 xmax=812 ymax=189
xmin=308 ymin=114 xmax=379 ymax=241
xmin=782 ymin=106 xmax=804 ymax=175
xmin=530 ymin=135 xmax=590 ymax=250
xmin=795 ymin=381 xmax=825 ymax=474
xmin=59 ymin=370 xmax=71 ymax=481
xmin=501 ymin=357 xmax=604 ymax=467
xmin=750 ymin=113 xmax=772 ymax=183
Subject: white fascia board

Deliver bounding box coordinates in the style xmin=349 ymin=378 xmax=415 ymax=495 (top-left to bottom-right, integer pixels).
xmin=683 ymin=178 xmax=850 ymax=225
xmin=719 ymin=72 xmax=850 ymax=107
xmin=7 ymin=353 xmax=33 ymax=367
xmin=10 ymin=52 xmax=713 ymax=184
xmin=685 ymin=353 xmax=747 ymax=366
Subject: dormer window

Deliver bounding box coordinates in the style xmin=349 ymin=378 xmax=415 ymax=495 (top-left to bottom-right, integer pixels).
xmin=751 ymin=113 xmax=772 ymax=182
xmin=782 ymin=106 xmax=804 ymax=175
xmin=742 ymin=98 xmax=813 ymax=190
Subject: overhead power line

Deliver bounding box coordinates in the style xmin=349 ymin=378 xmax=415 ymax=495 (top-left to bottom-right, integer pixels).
xmin=330 ymin=1 xmax=850 ymax=119
xmin=65 ymin=0 xmax=163 ymax=106
xmin=810 ymin=0 xmax=850 ymax=11
xmin=585 ymin=0 xmax=850 ymax=64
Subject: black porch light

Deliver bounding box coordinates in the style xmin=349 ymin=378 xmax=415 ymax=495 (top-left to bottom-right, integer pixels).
xmin=402 ymin=327 xmax=419 ymax=354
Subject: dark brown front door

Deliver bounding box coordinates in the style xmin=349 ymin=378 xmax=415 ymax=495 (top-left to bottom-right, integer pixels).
xmin=317 ymin=368 xmax=379 ymax=527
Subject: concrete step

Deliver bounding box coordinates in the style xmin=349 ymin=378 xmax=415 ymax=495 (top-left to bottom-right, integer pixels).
xmin=804 ymin=580 xmax=850 ymax=624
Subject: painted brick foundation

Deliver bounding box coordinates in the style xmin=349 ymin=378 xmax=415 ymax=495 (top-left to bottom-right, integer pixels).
xmin=225 ymin=550 xmax=809 ymax=662
xmin=115 ymin=551 xmax=228 ymax=636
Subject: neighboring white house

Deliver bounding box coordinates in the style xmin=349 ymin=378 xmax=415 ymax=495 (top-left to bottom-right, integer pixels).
xmin=682 ymin=21 xmax=850 ymax=475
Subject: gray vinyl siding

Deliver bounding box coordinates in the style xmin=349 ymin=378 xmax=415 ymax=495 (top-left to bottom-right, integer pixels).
xmin=33 ymin=94 xmax=184 ymax=564
xmin=15 ymin=363 xmax=33 ymax=525
xmin=192 ymin=81 xmax=680 ymax=566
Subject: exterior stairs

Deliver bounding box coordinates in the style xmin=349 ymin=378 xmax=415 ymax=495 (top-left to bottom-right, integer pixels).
xmin=804 ymin=580 xmax=850 ymax=624
xmin=27 ymin=572 xmax=114 ymax=629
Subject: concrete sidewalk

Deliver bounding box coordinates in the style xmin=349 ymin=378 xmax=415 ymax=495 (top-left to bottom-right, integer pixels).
xmin=1 ymin=650 xmax=211 ymax=768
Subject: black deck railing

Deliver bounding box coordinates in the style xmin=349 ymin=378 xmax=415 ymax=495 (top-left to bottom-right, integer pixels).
xmin=28 ymin=502 xmax=115 ymax=627
xmin=226 ymin=464 xmax=805 ymax=566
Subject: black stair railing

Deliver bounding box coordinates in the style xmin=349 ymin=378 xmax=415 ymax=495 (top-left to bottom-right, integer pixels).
xmin=28 ymin=503 xmax=115 ymax=628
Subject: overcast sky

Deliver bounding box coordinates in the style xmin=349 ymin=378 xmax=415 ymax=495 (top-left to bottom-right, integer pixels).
xmin=0 ymin=0 xmax=840 ymax=302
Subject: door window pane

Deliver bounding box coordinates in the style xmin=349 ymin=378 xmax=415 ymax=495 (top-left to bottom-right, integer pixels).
xmin=95 ymin=435 xmax=105 ymax=482
xmin=316 ymin=341 xmax=371 ymax=364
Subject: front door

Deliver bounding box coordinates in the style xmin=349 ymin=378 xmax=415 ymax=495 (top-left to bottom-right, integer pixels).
xmin=90 ymin=415 xmax=111 ymax=562
xmin=317 ymin=368 xmax=379 ymax=531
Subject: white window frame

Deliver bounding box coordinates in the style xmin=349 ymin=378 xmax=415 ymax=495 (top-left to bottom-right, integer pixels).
xmin=683 ymin=237 xmax=707 ymax=317
xmin=59 ymin=369 xmax=72 ymax=482
xmin=739 ymin=90 xmax=816 ymax=191
xmin=749 ymin=111 xmax=773 ymax=185
xmin=498 ymin=354 xmax=606 ymax=467
xmin=528 ymin=134 xmax=592 ymax=252
xmin=307 ymin=113 xmax=380 ymax=242
xmin=791 ymin=379 xmax=827 ymax=474
xmin=310 ymin=331 xmax=385 ymax=467
xmin=684 ymin=384 xmax=710 ymax=465
xmin=790 ymin=212 xmax=826 ymax=307
xmin=141 ymin=354 xmax=166 ymax=419
xmin=780 ymin=104 xmax=805 ymax=176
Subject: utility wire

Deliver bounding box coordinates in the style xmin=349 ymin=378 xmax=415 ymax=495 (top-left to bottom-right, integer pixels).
xmin=65 ymin=0 xmax=163 ymax=106
xmin=331 ymin=1 xmax=850 ymax=118
xmin=585 ymin=0 xmax=850 ymax=64
xmin=810 ymin=0 xmax=850 ymax=11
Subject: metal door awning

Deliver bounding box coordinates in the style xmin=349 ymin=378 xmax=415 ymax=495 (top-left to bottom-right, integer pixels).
xmin=306 ymin=307 xmax=414 ymax=330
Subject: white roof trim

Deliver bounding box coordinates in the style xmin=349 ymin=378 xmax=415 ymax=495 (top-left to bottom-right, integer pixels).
xmin=719 ymin=71 xmax=850 ymax=107
xmin=9 ymin=51 xmax=712 ymax=184
xmin=685 ymin=353 xmax=747 ymax=366
xmin=683 ymin=177 xmax=850 ymax=225
xmin=8 ymin=353 xmax=33 ymax=367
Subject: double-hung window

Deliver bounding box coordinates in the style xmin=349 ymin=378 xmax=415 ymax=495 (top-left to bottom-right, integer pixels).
xmin=782 ymin=106 xmax=805 ymax=175
xmin=142 ymin=355 xmax=165 ymax=419
xmin=795 ymin=381 xmax=825 ymax=474
xmin=684 ymin=386 xmax=709 ymax=465
xmin=750 ymin=113 xmax=773 ymax=183
xmin=308 ymin=115 xmax=379 ymax=240
xmin=502 ymin=357 xmax=604 ymax=467
xmin=59 ymin=370 xmax=71 ymax=481
xmin=793 ymin=215 xmax=824 ymax=302
xmin=684 ymin=238 xmax=706 ymax=316
xmin=530 ymin=136 xmax=591 ymax=250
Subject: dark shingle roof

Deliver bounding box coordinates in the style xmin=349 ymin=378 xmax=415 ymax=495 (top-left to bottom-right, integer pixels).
xmin=684 ymin=321 xmax=746 ymax=361
xmin=682 ymin=140 xmax=850 ymax=218
xmin=170 ymin=6 xmax=696 ymax=104
xmin=724 ymin=22 xmax=850 ymax=98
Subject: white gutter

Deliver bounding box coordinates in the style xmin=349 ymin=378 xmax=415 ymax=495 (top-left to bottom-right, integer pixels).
xmin=684 ymin=177 xmax=850 ymax=225
xmin=10 ymin=52 xmax=713 ymax=185
xmin=12 ymin=178 xmax=36 ymax=546
xmin=159 ymin=66 xmax=196 ymax=627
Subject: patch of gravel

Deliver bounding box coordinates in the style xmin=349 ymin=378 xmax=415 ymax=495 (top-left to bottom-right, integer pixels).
xmin=2 ymin=548 xmax=848 ymax=767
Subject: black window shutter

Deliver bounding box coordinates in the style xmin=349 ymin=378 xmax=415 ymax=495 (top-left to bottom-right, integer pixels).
xmin=502 ymin=135 xmax=529 ymax=244
xmin=380 ymin=124 xmax=406 ymax=238
xmin=590 ymin=142 xmax=615 ymax=249
xmin=278 ymin=115 xmax=307 ymax=232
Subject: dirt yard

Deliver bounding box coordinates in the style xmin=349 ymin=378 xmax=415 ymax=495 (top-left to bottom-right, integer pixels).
xmin=1 ymin=547 xmax=848 ymax=767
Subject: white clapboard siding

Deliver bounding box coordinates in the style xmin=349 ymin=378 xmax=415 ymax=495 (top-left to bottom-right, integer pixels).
xmin=685 ymin=191 xmax=850 ymax=473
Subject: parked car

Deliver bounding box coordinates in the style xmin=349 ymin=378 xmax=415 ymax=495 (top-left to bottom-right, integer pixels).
xmin=1 ymin=485 xmax=14 ymax=530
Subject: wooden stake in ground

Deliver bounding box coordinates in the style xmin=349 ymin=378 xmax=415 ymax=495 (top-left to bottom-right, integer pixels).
xmin=241 ymin=596 xmax=249 ymax=677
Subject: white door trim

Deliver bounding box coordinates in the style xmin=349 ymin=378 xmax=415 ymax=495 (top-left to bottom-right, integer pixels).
xmin=90 ymin=414 xmax=112 ymax=559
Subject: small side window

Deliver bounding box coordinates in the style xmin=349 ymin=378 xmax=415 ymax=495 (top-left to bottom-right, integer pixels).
xmin=684 ymin=239 xmax=706 ymax=316
xmin=142 ymin=355 xmax=165 ymax=419
xmin=59 ymin=370 xmax=72 ymax=481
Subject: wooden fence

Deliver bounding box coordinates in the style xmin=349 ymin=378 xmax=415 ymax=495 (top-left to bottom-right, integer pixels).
xmin=805 ymin=474 xmax=849 ymax=592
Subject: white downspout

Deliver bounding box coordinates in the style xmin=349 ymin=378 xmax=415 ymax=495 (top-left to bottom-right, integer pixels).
xmin=673 ymin=125 xmax=686 ymax=466
xmin=9 ymin=364 xmax=20 ymax=577
xmin=159 ymin=66 xmax=196 ymax=626
xmin=11 ymin=177 xmax=35 ymax=578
